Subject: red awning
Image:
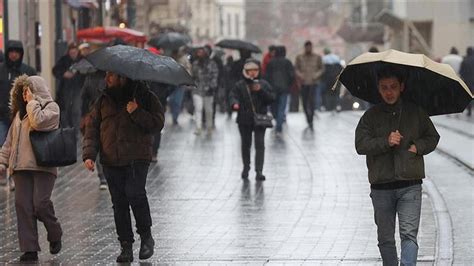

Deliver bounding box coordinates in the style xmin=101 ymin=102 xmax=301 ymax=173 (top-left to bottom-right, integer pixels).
xmin=77 ymin=27 xmax=147 ymax=44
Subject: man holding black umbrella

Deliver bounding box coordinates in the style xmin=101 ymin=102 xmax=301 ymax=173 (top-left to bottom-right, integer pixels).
xmin=82 ymin=72 xmax=164 ymax=262
xmin=355 ymin=65 xmax=440 ymax=266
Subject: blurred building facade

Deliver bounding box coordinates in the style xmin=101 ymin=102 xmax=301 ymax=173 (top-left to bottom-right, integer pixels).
xmin=388 ymin=0 xmax=473 ymax=59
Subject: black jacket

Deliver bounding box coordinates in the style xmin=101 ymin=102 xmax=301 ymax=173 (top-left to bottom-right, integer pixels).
xmin=460 ymin=55 xmax=474 ymax=90
xmin=52 ymin=54 xmax=84 ymax=109
xmin=0 ymin=40 xmax=36 ymax=122
xmin=81 ymin=71 xmax=106 ymax=116
xmin=230 ymin=79 xmax=275 ymax=126
xmin=264 ymin=47 xmax=295 ymax=94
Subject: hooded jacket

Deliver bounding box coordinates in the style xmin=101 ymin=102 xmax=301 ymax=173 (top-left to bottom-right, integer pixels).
xmin=0 ymin=40 xmax=37 ymax=122
xmin=0 ymin=75 xmax=60 ymax=176
xmin=230 ymin=59 xmax=275 ymax=126
xmin=265 ymin=46 xmax=295 ymax=94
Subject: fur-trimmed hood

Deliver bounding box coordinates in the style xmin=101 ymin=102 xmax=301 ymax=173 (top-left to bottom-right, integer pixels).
xmin=10 ymin=75 xmax=53 ymax=118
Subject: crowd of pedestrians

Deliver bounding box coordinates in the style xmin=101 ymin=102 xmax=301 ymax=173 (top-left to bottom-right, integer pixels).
xmin=0 ymin=37 xmax=471 ymax=264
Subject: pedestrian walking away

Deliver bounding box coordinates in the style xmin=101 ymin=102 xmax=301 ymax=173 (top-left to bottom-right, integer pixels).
xmin=80 ymin=70 xmax=107 ymax=189
xmin=0 ymin=40 xmax=36 ymax=188
xmin=231 ymin=59 xmax=275 ymax=181
xmin=355 ymin=65 xmax=440 ymax=265
xmin=459 ymin=46 xmax=474 ymax=116
xmin=265 ymin=45 xmax=295 ymax=135
xmin=191 ymin=47 xmax=219 ymax=135
xmin=82 ymin=72 xmax=164 ymax=262
xmin=52 ymin=43 xmax=84 ymax=130
xmin=0 ymin=75 xmax=62 ymax=262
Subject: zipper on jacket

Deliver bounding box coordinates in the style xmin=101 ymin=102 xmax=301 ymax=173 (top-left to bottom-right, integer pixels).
xmin=13 ymin=118 xmax=24 ymax=169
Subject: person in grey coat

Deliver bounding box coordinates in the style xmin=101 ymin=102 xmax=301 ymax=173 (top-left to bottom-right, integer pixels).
xmin=0 ymin=75 xmax=62 ymax=262
xmin=355 ymin=65 xmax=440 ymax=266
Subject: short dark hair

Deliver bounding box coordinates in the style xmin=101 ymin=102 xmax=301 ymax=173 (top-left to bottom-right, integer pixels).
xmin=376 ymin=64 xmax=404 ymax=84
xmin=304 ymin=41 xmax=312 ymax=47
xmin=268 ymin=45 xmax=276 ymax=51
xmin=467 ymin=46 xmax=473 ymax=56
xmin=450 ymin=46 xmax=459 ymax=55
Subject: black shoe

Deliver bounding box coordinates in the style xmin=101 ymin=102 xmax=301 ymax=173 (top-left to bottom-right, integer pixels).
xmin=20 ymin=252 xmax=38 ymax=262
xmin=116 ymin=241 xmax=133 ymax=263
xmin=256 ymin=173 xmax=266 ymax=181
xmin=50 ymin=240 xmax=62 ymax=254
xmin=241 ymin=170 xmax=249 ymax=180
xmin=139 ymin=236 xmax=155 ymax=260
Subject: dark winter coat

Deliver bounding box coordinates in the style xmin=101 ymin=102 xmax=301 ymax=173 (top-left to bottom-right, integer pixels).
xmin=0 ymin=40 xmax=36 ymax=122
xmin=81 ymin=71 xmax=106 ymax=116
xmin=355 ymin=100 xmax=440 ymax=185
xmin=82 ymin=81 xmax=165 ymax=166
xmin=459 ymin=54 xmax=474 ymax=90
xmin=264 ymin=47 xmax=295 ymax=95
xmin=52 ymin=54 xmax=84 ymax=111
xmin=230 ymin=79 xmax=275 ymax=126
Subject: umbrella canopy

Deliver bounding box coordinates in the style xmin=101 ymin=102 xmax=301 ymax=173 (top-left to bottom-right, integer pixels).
xmin=148 ymin=32 xmax=192 ymax=50
xmin=86 ymin=45 xmax=194 ymax=86
xmin=215 ymin=39 xmax=261 ymax=53
xmin=338 ymin=49 xmax=473 ymax=116
xmin=71 ymin=58 xmax=96 ymax=74
xmin=77 ymin=26 xmax=147 ymax=44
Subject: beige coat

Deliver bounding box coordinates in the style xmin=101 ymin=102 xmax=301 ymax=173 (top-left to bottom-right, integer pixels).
xmin=295 ymin=53 xmax=324 ymax=85
xmin=0 ymin=75 xmax=60 ymax=176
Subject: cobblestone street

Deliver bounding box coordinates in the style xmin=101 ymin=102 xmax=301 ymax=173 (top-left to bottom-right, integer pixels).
xmin=0 ymin=111 xmax=471 ymax=265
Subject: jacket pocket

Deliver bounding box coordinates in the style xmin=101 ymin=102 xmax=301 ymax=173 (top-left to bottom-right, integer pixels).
xmin=395 ymin=150 xmax=424 ymax=179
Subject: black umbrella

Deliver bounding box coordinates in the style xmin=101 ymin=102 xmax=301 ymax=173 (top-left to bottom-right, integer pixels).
xmin=86 ymin=45 xmax=194 ymax=86
xmin=338 ymin=49 xmax=473 ymax=116
xmin=215 ymin=39 xmax=261 ymax=53
xmin=71 ymin=58 xmax=96 ymax=74
xmin=148 ymin=32 xmax=192 ymax=50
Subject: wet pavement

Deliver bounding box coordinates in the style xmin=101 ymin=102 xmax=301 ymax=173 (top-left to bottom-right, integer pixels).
xmin=0 ymin=111 xmax=471 ymax=265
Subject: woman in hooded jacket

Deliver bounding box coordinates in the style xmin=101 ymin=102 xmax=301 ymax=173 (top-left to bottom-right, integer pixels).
xmin=0 ymin=75 xmax=63 ymax=262
xmin=230 ymin=59 xmax=275 ymax=181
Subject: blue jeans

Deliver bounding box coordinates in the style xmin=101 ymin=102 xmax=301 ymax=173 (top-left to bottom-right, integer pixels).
xmin=0 ymin=120 xmax=9 ymax=146
xmin=272 ymin=93 xmax=288 ymax=132
xmin=315 ymin=81 xmax=326 ymax=110
xmin=370 ymin=184 xmax=422 ymax=266
xmin=169 ymin=86 xmax=185 ymax=123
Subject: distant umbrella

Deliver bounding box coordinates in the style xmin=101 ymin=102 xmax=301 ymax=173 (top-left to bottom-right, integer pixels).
xmin=71 ymin=58 xmax=96 ymax=74
xmin=148 ymin=32 xmax=192 ymax=50
xmin=338 ymin=49 xmax=473 ymax=116
xmin=86 ymin=45 xmax=194 ymax=86
xmin=215 ymin=39 xmax=261 ymax=53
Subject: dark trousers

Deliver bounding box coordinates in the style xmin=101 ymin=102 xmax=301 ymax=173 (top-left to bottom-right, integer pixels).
xmin=103 ymin=161 xmax=152 ymax=243
xmin=238 ymin=125 xmax=266 ymax=173
xmin=13 ymin=171 xmax=62 ymax=252
xmin=153 ymin=133 xmax=161 ymax=156
xmin=301 ymin=85 xmax=315 ymax=125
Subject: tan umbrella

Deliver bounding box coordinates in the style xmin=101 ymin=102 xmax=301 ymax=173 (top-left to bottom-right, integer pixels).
xmin=338 ymin=49 xmax=473 ymax=116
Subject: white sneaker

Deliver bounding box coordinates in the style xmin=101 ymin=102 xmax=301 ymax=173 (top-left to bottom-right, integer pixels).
xmin=194 ymin=128 xmax=202 ymax=135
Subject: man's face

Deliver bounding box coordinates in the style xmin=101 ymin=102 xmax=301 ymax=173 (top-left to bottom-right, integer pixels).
xmin=378 ymin=77 xmax=404 ymax=105
xmin=8 ymin=50 xmax=21 ymax=62
xmin=245 ymin=68 xmax=259 ymax=79
xmin=80 ymin=47 xmax=91 ymax=56
xmin=304 ymin=45 xmax=312 ymax=54
xmin=69 ymin=48 xmax=79 ymax=60
xmin=105 ymin=72 xmax=125 ymax=89
xmin=196 ymin=49 xmax=206 ymax=58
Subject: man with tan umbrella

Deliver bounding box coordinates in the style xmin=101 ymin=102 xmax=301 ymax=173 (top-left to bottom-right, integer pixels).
xmin=355 ymin=64 xmax=440 ymax=265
